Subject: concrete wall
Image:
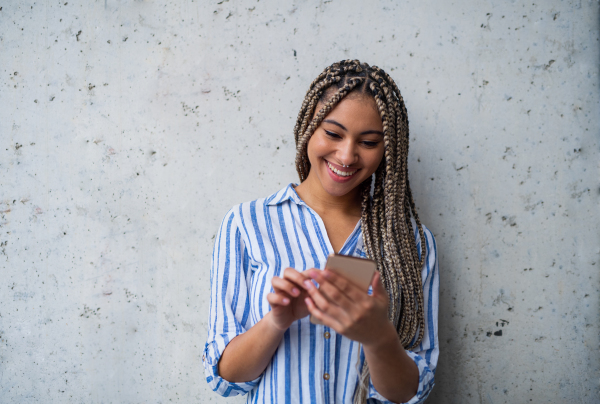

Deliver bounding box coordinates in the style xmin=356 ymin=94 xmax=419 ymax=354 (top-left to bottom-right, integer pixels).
xmin=1 ymin=0 xmax=598 ymax=402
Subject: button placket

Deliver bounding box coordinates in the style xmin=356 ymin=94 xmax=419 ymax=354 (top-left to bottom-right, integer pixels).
xmin=323 ymin=325 xmax=332 ymax=404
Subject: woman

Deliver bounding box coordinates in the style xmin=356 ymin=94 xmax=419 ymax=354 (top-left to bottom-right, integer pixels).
xmin=203 ymin=60 xmax=439 ymax=404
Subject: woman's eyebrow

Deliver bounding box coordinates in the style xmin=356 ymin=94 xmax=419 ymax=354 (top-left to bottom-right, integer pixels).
xmin=360 ymin=130 xmax=384 ymax=136
xmin=323 ymin=119 xmax=347 ymax=131
xmin=323 ymin=119 xmax=384 ymax=136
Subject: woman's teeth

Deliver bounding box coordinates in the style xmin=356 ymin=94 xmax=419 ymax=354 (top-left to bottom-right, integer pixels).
xmin=327 ymin=161 xmax=357 ymax=177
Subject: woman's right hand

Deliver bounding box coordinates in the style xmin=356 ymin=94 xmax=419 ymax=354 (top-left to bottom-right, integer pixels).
xmin=267 ymin=267 xmax=311 ymax=331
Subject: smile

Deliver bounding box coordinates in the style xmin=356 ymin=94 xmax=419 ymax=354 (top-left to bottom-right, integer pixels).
xmin=326 ymin=161 xmax=358 ymax=177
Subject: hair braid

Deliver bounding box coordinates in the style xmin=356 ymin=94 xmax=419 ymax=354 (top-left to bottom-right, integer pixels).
xmin=293 ymin=60 xmax=427 ymax=404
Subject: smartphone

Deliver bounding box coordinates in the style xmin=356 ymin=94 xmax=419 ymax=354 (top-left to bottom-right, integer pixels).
xmin=310 ymin=253 xmax=377 ymax=325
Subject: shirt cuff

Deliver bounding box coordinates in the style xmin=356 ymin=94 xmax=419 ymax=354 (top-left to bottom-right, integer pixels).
xmin=367 ymin=350 xmax=435 ymax=404
xmin=203 ymin=333 xmax=261 ymax=397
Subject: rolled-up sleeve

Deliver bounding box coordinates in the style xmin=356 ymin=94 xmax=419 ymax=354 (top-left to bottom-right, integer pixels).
xmin=367 ymin=226 xmax=440 ymax=404
xmin=203 ymin=208 xmax=261 ymax=396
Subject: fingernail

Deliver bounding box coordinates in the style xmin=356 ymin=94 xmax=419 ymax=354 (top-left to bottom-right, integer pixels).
xmin=283 ymin=298 xmax=290 ymax=304
xmin=304 ymin=297 xmax=311 ymax=305
xmin=292 ymin=288 xmax=299 ymax=295
xmin=322 ymin=270 xmax=331 ymax=279
xmin=303 ymin=280 xmax=313 ymax=289
xmin=308 ymin=270 xmax=318 ymax=279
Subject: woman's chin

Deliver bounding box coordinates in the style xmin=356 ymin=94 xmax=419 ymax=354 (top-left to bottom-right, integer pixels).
xmin=320 ymin=176 xmax=362 ymax=198
xmin=302 ymin=164 xmax=367 ymax=199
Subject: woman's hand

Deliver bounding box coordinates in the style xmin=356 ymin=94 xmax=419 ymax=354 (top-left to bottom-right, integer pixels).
xmin=303 ymin=269 xmax=419 ymax=402
xmin=266 ymin=267 xmax=311 ymax=331
xmin=302 ymin=269 xmax=394 ymax=348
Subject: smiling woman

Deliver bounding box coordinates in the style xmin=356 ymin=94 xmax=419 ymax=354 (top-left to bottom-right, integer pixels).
xmin=203 ymin=60 xmax=439 ymax=404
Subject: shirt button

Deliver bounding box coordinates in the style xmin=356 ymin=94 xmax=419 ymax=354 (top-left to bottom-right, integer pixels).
xmin=323 ymin=373 xmax=330 ymax=380
xmin=202 ymin=355 xmax=205 ymax=362
xmin=324 ymin=331 xmax=330 ymax=339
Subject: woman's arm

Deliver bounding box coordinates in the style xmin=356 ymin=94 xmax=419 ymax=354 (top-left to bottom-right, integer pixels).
xmin=204 ymin=209 xmax=261 ymax=396
xmin=219 ymin=267 xmax=311 ymax=382
xmin=218 ymin=311 xmax=285 ymax=382
xmin=303 ymin=270 xmax=418 ymax=402
xmin=362 ymin=322 xmax=419 ymax=403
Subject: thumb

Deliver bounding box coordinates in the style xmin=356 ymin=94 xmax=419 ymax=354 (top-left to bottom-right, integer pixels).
xmin=371 ymin=271 xmax=386 ymax=297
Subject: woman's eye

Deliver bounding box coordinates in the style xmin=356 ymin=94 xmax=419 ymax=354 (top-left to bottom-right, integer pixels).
xmin=324 ymin=130 xmax=341 ymax=139
xmin=362 ymin=141 xmax=379 ymax=148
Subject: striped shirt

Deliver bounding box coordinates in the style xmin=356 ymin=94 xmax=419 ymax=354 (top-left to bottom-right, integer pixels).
xmin=203 ymin=184 xmax=439 ymax=404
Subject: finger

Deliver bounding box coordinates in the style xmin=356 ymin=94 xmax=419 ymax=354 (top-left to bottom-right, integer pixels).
xmin=308 ymin=269 xmax=363 ymax=303
xmin=272 ymin=276 xmax=301 ymax=297
xmin=267 ymin=292 xmax=290 ymax=306
xmin=282 ymin=267 xmax=312 ymax=288
xmin=316 ymin=279 xmax=354 ymax=310
xmin=304 ymin=297 xmax=344 ymax=330
xmin=371 ymin=271 xmax=386 ymax=297
xmin=303 ymin=279 xmax=348 ymax=321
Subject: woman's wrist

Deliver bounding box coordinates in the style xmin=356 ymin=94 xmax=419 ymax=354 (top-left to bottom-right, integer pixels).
xmin=362 ymin=320 xmax=399 ymax=352
xmin=265 ymin=311 xmax=291 ymax=333
xmin=362 ymin=320 xmax=419 ymax=403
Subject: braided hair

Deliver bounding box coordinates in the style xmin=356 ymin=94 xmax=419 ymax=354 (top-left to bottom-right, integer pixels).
xmin=293 ymin=60 xmax=427 ymax=403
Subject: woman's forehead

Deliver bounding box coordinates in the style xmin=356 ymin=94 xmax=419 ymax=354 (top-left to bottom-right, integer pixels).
xmin=315 ymin=92 xmax=379 ymax=118
xmin=320 ymin=97 xmax=383 ymax=131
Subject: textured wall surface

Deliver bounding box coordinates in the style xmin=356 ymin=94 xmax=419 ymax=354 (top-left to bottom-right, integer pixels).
xmin=1 ymin=1 xmax=599 ymax=403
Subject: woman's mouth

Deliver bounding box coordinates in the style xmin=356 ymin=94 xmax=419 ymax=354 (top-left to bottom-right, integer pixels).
xmin=325 ymin=160 xmax=358 ymax=182
xmin=327 ymin=161 xmax=357 ymax=176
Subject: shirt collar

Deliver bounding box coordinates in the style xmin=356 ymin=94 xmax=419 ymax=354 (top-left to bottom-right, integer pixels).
xmin=266 ymin=183 xmax=304 ymax=206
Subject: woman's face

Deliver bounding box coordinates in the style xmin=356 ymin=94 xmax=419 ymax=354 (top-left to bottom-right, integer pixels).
xmin=305 ymin=95 xmax=385 ymax=198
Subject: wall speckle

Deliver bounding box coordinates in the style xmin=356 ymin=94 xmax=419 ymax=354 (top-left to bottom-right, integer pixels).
xmin=0 ymin=0 xmax=598 ymax=403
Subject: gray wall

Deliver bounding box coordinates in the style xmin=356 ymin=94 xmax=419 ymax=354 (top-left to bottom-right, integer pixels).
xmin=1 ymin=0 xmax=598 ymax=403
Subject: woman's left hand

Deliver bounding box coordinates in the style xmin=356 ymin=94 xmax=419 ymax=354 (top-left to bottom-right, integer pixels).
xmin=302 ymin=268 xmax=394 ymax=348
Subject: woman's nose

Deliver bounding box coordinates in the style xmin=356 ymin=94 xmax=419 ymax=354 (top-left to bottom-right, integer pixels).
xmin=338 ymin=139 xmax=358 ymax=166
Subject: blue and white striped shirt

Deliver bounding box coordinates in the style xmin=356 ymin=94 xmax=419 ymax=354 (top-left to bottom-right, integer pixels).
xmin=203 ymin=184 xmax=439 ymax=404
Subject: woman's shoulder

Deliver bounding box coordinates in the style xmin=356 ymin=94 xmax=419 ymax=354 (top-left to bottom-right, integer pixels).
xmin=410 ymin=218 xmax=435 ymax=246
xmin=420 ymin=223 xmax=435 ymax=246
xmin=221 ymin=183 xmax=299 ymax=221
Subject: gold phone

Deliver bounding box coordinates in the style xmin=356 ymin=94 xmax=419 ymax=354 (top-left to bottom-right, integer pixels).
xmin=309 ymin=253 xmax=377 ymax=325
